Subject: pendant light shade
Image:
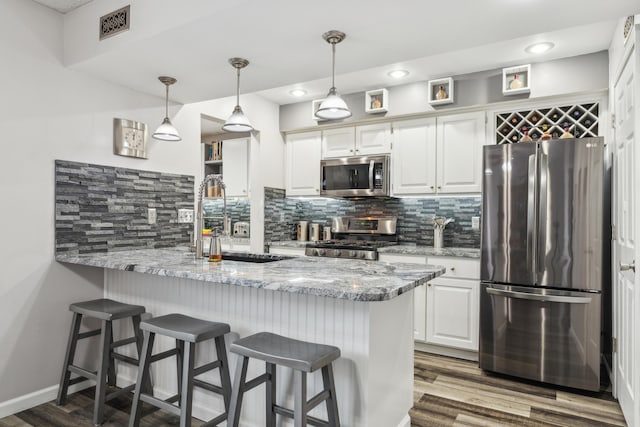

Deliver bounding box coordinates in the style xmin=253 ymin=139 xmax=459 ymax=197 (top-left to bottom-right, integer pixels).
xmin=153 ymin=76 xmax=181 ymax=141
xmin=315 ymin=30 xmax=351 ymax=120
xmin=223 ymin=58 xmax=254 ymax=133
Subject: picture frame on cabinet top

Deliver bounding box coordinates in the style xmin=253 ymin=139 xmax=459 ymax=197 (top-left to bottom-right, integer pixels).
xmin=365 ymin=88 xmax=389 ymax=113
xmin=502 ymin=64 xmax=531 ymax=96
xmin=428 ymin=77 xmax=454 ymax=105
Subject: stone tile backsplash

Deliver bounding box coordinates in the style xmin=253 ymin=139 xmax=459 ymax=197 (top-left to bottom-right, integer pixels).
xmin=202 ymin=198 xmax=250 ymax=231
xmin=55 ymin=160 xmax=194 ymax=254
xmin=264 ymin=187 xmax=481 ymax=248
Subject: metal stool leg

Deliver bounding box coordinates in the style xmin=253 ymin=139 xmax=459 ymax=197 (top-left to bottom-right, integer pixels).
xmin=129 ymin=330 xmax=155 ymax=427
xmin=56 ymin=312 xmax=82 ymax=406
xmin=322 ymin=364 xmax=341 ymax=427
xmin=266 ymin=363 xmax=277 ymax=427
xmin=179 ymin=342 xmax=195 ymax=427
xmin=228 ymin=356 xmax=249 ymax=427
xmin=93 ymin=320 xmax=112 ymax=425
xmin=294 ymin=370 xmax=308 ymax=427
xmin=214 ymin=335 xmax=232 ymax=413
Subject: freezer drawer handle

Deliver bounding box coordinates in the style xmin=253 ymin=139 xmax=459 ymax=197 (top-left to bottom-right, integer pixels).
xmin=620 ymin=260 xmax=636 ymax=273
xmin=486 ymin=287 xmax=592 ymax=304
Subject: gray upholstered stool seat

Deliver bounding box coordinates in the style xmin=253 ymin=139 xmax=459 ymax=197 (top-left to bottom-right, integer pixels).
xmin=230 ymin=332 xmax=340 ymax=372
xmin=57 ymin=298 xmax=148 ymax=426
xmin=129 ymin=313 xmax=232 ymax=427
xmin=140 ymin=313 xmax=230 ymax=343
xmin=228 ymin=332 xmax=341 ymax=427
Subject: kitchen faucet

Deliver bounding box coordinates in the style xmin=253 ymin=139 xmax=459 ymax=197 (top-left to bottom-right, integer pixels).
xmin=195 ymin=174 xmax=228 ymax=258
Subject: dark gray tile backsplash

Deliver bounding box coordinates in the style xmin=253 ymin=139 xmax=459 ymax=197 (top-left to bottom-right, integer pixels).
xmin=264 ymin=187 xmax=481 ymax=248
xmin=55 ymin=160 xmax=194 ymax=254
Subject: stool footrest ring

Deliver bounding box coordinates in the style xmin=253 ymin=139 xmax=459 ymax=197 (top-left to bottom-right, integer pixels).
xmin=273 ymin=405 xmax=330 ymax=426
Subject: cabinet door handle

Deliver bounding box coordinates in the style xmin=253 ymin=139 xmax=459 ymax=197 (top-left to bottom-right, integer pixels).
xmin=430 ymin=186 xmax=435 ymax=190
xmin=450 ymin=267 xmax=456 ymax=271
xmin=350 ymin=149 xmax=354 ymax=153
xmin=438 ymin=186 xmax=442 ymax=190
xmin=427 ymin=283 xmax=432 ymax=286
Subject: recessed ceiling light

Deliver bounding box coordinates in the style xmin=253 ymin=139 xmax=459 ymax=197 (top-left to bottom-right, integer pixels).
xmin=388 ymin=69 xmax=409 ymax=79
xmin=289 ymin=89 xmax=307 ymax=97
xmin=525 ymin=42 xmax=555 ymax=54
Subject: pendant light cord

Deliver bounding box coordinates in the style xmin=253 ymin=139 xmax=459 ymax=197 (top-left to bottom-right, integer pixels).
xmin=236 ymin=66 xmax=241 ymax=107
xmin=331 ymin=41 xmax=336 ymax=90
xmin=164 ymin=83 xmax=169 ymax=119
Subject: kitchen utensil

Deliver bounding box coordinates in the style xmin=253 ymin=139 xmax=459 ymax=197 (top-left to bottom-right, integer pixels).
xmin=431 ymin=216 xmax=454 ymax=249
xmin=309 ymin=223 xmax=322 ymax=241
xmin=296 ymin=221 xmax=309 ymax=241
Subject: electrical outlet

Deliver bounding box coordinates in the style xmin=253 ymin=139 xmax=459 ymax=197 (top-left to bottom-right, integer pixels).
xmin=471 ymin=216 xmax=480 ymax=230
xmin=147 ymin=208 xmax=157 ymax=225
xmin=178 ymin=208 xmax=194 ymax=224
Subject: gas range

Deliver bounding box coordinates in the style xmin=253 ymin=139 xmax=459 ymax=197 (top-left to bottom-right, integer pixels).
xmin=305 ymin=216 xmax=397 ymax=260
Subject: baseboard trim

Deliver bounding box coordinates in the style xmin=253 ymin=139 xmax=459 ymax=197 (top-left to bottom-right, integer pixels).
xmin=397 ymin=413 xmax=411 ymax=427
xmin=415 ymin=342 xmax=479 ymax=361
xmin=0 ymin=380 xmax=95 ymax=419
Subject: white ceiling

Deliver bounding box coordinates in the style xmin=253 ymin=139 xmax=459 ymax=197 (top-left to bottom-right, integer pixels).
xmin=36 ymin=0 xmax=640 ymax=106
xmin=31 ymin=0 xmax=93 ymax=13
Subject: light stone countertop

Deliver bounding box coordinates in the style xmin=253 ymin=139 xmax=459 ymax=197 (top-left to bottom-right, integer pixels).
xmin=377 ymin=245 xmax=480 ymax=258
xmin=56 ymin=247 xmax=444 ymax=302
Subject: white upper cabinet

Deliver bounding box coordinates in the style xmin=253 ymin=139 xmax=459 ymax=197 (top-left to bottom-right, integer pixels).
xmin=391 ymin=118 xmax=437 ymax=195
xmin=436 ymin=111 xmax=486 ymax=193
xmin=222 ymin=138 xmax=249 ymax=197
xmin=322 ymin=127 xmax=355 ymax=158
xmin=286 ymin=131 xmax=322 ymax=196
xmin=322 ymin=123 xmax=391 ymax=158
xmin=355 ymin=123 xmax=392 ymax=156
xmin=391 ymin=112 xmax=485 ymax=196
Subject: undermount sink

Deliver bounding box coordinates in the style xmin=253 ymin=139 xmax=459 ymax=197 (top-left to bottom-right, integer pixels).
xmin=220 ymin=252 xmax=292 ymax=263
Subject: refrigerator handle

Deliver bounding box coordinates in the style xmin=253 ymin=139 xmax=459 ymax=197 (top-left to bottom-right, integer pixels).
xmin=537 ymin=150 xmax=549 ymax=277
xmin=527 ymin=154 xmax=537 ymax=280
xmin=486 ymin=287 xmax=593 ymax=304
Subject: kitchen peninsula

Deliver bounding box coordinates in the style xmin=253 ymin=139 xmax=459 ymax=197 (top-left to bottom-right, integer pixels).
xmin=56 ymin=247 xmax=444 ymax=427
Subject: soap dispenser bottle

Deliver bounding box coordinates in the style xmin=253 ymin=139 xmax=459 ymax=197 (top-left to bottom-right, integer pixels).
xmin=209 ymin=230 xmax=222 ymax=262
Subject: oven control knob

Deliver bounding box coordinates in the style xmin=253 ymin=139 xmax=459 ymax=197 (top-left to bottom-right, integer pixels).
xmin=359 ymin=252 xmax=366 ymax=259
xmin=318 ymin=249 xmax=326 ymax=256
xmin=349 ymin=250 xmax=357 ymax=258
xmin=334 ymin=250 xmax=342 ymax=257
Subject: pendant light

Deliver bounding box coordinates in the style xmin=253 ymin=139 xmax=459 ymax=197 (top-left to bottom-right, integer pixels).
xmin=152 ymin=76 xmax=181 ymax=141
xmin=222 ymin=58 xmax=254 ymax=133
xmin=315 ymin=30 xmax=352 ymax=120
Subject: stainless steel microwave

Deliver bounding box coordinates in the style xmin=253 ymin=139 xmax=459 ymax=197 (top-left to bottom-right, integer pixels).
xmin=320 ymin=155 xmax=390 ymax=197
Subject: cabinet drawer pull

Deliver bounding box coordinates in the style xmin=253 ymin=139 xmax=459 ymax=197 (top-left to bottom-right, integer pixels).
xmin=450 ymin=267 xmax=455 ymax=271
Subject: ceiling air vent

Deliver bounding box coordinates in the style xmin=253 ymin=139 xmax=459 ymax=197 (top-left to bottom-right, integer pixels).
xmin=99 ymin=5 xmax=130 ymax=41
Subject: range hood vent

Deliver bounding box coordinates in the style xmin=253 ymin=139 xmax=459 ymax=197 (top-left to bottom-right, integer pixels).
xmin=99 ymin=5 xmax=130 ymax=40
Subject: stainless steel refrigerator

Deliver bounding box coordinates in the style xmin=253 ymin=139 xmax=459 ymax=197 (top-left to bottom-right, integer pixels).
xmin=479 ymin=137 xmax=610 ymax=392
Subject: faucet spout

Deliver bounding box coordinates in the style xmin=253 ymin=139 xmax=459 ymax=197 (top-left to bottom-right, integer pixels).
xmin=195 ymin=174 xmax=228 ymax=258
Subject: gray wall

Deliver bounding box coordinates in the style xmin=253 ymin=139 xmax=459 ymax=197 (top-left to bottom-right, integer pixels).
xmin=280 ymin=51 xmax=608 ymax=131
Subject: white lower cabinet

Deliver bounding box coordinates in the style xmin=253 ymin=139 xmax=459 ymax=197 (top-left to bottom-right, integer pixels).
xmin=425 ymin=276 xmax=479 ymax=350
xmin=379 ymin=253 xmax=480 ymax=356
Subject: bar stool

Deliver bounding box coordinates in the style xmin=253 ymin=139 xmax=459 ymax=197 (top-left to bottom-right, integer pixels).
xmin=228 ymin=332 xmax=341 ymax=427
xmin=129 ymin=313 xmax=232 ymax=427
xmin=56 ymin=298 xmax=147 ymax=425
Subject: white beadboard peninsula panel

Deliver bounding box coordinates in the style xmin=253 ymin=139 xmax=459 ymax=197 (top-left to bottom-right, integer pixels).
xmin=106 ymin=270 xmax=413 ymax=427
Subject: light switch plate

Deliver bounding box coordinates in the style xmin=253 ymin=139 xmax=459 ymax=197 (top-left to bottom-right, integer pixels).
xmin=471 ymin=216 xmax=480 ymax=230
xmin=178 ymin=209 xmax=194 ymax=224
xmin=147 ymin=208 xmax=157 ymax=225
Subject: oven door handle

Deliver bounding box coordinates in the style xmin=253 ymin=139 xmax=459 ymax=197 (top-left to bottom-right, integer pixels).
xmin=486 ymin=287 xmax=592 ymax=304
xmin=368 ymin=160 xmax=375 ymax=191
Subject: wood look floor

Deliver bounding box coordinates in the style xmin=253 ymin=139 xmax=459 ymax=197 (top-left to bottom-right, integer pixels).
xmin=1 ymin=352 xmax=626 ymax=426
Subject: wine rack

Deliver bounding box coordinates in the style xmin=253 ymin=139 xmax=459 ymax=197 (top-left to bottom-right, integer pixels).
xmin=495 ymin=102 xmax=599 ymax=144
